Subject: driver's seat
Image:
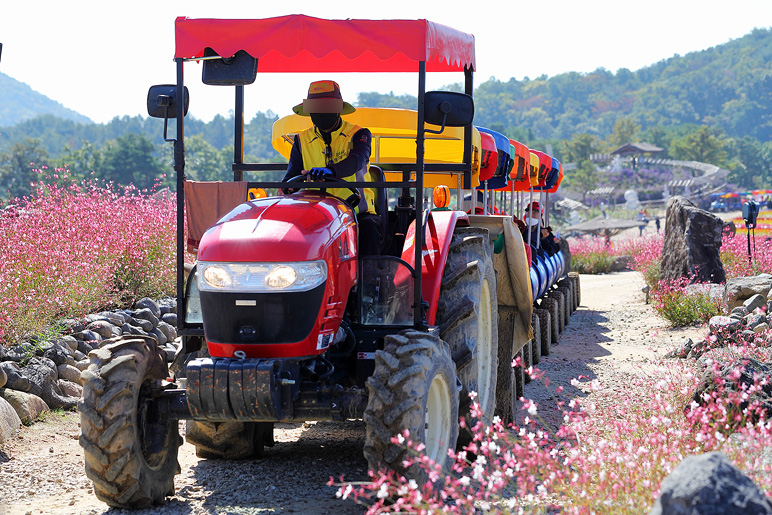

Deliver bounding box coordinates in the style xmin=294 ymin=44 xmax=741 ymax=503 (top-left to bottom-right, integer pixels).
xmin=366 ymin=165 xmax=389 ymax=247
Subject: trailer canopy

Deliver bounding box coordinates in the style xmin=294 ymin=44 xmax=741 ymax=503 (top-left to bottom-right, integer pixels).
xmin=175 ymin=15 xmax=476 ymax=72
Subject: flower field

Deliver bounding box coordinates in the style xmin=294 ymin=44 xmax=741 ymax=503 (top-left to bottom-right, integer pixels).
xmin=0 ymin=174 xmax=176 ymax=345
xmin=338 ymin=356 xmax=772 ymax=514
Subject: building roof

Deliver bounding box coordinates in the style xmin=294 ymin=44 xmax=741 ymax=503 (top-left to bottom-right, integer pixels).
xmin=610 ymin=142 xmax=664 ymax=156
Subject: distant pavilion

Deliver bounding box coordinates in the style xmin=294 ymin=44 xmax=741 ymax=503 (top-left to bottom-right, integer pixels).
xmin=610 ymin=142 xmax=664 ymax=170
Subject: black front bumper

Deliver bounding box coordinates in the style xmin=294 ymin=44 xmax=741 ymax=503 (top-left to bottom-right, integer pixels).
xmin=162 ymin=357 xmax=368 ymax=422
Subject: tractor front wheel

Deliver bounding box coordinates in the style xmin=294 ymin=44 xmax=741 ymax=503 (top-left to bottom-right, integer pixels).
xmin=79 ymin=336 xmax=182 ymax=509
xmin=363 ymin=330 xmax=459 ymax=482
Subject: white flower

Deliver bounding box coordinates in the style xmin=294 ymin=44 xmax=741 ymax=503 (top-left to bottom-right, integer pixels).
xmin=459 ymin=476 xmax=471 ymax=487
xmin=376 ymin=483 xmax=389 ymax=499
xmin=528 ymin=403 xmax=538 ymax=416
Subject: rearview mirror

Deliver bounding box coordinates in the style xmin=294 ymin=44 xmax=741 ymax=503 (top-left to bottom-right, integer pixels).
xmin=147 ymin=84 xmax=189 ymax=119
xmin=424 ymin=91 xmax=474 ymax=131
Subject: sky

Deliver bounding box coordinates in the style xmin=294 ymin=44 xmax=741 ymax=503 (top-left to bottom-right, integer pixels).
xmin=2 ymin=0 xmax=772 ymax=125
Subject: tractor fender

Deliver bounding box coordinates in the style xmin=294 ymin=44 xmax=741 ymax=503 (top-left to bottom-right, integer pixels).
xmin=400 ymin=210 xmax=469 ymax=326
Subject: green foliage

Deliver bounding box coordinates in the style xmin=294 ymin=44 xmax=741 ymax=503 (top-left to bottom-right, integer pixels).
xmin=0 ymin=138 xmax=49 ymax=200
xmin=668 ymin=126 xmax=728 ymax=168
xmin=653 ymin=285 xmax=723 ymax=327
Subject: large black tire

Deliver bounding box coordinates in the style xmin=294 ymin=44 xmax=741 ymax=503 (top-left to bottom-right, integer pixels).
xmin=436 ymin=227 xmax=498 ymax=424
xmin=535 ymin=308 xmax=551 ymax=356
xmin=79 ymin=336 xmax=182 ymax=509
xmin=541 ymin=297 xmax=560 ymax=344
xmin=514 ymin=347 xmax=525 ymax=405
xmin=522 ymin=326 xmax=533 ymax=385
xmin=530 ymin=312 xmax=541 ymax=365
xmin=186 ymin=420 xmax=274 ymax=460
xmin=558 ymin=277 xmax=576 ymax=315
xmin=569 ymin=272 xmax=581 ymax=307
xmin=557 ymin=285 xmax=571 ymax=325
xmin=364 ymin=330 xmax=459 ymax=481
xmin=495 ymin=305 xmax=520 ymax=425
xmin=550 ymin=290 xmax=566 ymax=334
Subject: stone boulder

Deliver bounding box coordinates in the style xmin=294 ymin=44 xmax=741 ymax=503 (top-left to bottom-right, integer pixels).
xmin=1 ymin=389 xmax=50 ymax=424
xmin=0 ymin=362 xmax=30 ymax=392
xmin=57 ymin=379 xmax=82 ymax=398
xmin=650 ymin=452 xmax=772 ymax=515
xmin=692 ymin=358 xmax=772 ymax=428
xmin=21 ymin=358 xmax=78 ymax=410
xmin=0 ymin=367 xmax=6 ymax=389
xmin=56 ymin=363 xmax=83 ymax=385
xmin=660 ymin=196 xmax=725 ymax=284
xmin=135 ymin=297 xmax=162 ymax=319
xmin=0 ymin=397 xmax=21 ymax=444
xmin=724 ymin=274 xmax=772 ymax=311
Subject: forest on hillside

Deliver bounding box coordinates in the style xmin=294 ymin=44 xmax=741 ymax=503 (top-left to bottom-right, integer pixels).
xmin=1 ymin=27 xmax=771 ymax=201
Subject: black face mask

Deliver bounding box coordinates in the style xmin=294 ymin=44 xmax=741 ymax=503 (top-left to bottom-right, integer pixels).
xmin=310 ymin=113 xmax=340 ymax=132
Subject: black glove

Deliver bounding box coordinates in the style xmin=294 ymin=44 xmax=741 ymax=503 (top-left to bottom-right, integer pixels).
xmin=308 ymin=167 xmax=334 ymax=180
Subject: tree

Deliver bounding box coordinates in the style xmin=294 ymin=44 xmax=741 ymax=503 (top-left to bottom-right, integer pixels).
xmin=606 ymin=117 xmax=641 ymax=150
xmin=0 ymin=138 xmax=49 ymax=200
xmin=55 ymin=141 xmax=105 ymax=181
xmin=184 ymin=134 xmax=230 ymax=181
xmin=101 ymin=133 xmax=165 ymax=190
xmin=669 ymin=126 xmax=728 ymax=170
xmin=560 ymin=134 xmax=600 ymax=203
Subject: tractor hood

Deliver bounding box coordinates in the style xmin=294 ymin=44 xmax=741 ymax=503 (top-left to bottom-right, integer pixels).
xmin=197 ymin=192 xmax=356 ymax=263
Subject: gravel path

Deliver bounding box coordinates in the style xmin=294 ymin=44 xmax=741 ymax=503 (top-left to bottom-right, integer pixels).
xmin=0 ymin=271 xmax=698 ymax=515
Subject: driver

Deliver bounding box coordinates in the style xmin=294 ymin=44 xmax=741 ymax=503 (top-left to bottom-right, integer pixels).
xmin=281 ymin=80 xmax=382 ymax=255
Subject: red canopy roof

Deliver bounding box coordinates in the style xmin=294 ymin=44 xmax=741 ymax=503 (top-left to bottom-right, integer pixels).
xmin=174 ymin=16 xmax=476 ymax=73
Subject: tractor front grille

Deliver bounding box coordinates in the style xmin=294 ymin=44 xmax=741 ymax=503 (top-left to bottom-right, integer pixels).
xmin=199 ymin=283 xmax=325 ymax=344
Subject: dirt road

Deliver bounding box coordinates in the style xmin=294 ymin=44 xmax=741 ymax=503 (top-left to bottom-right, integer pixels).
xmin=0 ymin=271 xmax=700 ymax=515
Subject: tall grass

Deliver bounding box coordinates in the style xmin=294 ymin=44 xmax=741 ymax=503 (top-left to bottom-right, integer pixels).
xmin=0 ymin=173 xmax=176 ymax=345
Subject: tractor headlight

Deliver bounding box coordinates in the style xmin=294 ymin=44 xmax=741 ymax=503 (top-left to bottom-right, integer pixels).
xmin=197 ymin=261 xmax=327 ymax=293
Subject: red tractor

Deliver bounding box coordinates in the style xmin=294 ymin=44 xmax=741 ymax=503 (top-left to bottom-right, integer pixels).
xmin=79 ymin=15 xmax=539 ymax=508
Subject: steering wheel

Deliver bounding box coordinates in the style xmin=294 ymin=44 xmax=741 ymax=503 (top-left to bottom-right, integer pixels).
xmin=285 ymin=174 xmax=361 ymax=210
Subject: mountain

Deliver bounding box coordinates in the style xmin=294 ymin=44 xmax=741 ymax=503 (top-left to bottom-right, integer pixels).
xmin=0 ymin=72 xmax=92 ymax=126
xmin=470 ymin=28 xmax=772 ymax=142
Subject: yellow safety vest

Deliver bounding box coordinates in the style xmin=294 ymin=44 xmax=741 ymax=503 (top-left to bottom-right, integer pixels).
xmin=298 ymin=120 xmax=376 ymax=214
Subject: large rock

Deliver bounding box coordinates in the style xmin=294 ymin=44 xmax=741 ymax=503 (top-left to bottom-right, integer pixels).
xmin=135 ymin=297 xmax=162 ymax=319
xmin=21 ymin=359 xmax=78 ymax=410
xmin=1 ymin=389 xmax=50 ymax=424
xmin=725 ymin=274 xmax=772 ymax=311
xmin=57 ymin=379 xmax=82 ymax=398
xmin=0 ymin=397 xmax=21 ymax=443
xmin=660 ymin=196 xmax=725 ymax=284
xmin=650 ymin=452 xmax=772 ymax=514
xmin=0 ymin=362 xmax=30 ymax=392
xmin=56 ymin=363 xmax=83 ymax=385
xmin=0 ymin=367 xmax=6 ymax=389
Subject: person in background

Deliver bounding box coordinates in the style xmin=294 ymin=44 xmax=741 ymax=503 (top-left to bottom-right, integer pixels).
xmin=522 ymin=201 xmax=560 ymax=255
xmin=281 ymin=80 xmax=381 ymax=255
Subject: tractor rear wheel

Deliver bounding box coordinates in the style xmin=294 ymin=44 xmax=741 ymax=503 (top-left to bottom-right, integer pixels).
xmin=535 ymin=308 xmax=551 ymax=357
xmin=79 ymin=336 xmax=182 ymax=509
xmin=186 ymin=421 xmax=274 ymax=460
xmin=436 ymin=227 xmax=498 ymax=425
xmin=364 ymin=330 xmax=459 ymax=482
